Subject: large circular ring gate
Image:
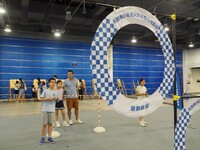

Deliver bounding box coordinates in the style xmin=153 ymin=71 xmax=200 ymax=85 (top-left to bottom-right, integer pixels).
xmin=90 ymin=6 xmax=175 ymax=118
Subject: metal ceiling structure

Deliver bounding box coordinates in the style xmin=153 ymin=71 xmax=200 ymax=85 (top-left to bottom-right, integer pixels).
xmin=1 ymin=0 xmax=200 ymax=49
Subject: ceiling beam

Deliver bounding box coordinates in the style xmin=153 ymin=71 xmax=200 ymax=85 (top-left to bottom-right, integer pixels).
xmin=42 ymin=0 xmax=56 ymax=24
xmin=93 ymin=5 xmax=107 ymax=16
xmin=21 ymin=0 xmax=29 ymax=24
xmin=0 ymin=15 xmax=5 ymax=26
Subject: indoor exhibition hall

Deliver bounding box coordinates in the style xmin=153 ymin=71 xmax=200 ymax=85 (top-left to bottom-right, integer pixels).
xmin=0 ymin=0 xmax=200 ymax=150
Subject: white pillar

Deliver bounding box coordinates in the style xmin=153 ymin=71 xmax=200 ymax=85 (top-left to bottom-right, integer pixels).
xmin=107 ymin=44 xmax=113 ymax=82
xmin=183 ymin=49 xmax=189 ymax=92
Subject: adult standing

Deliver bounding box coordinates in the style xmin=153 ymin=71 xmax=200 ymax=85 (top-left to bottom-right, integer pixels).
xmin=54 ymin=75 xmax=58 ymax=90
xmin=37 ymin=78 xmax=42 ymax=100
xmin=18 ymin=78 xmax=26 ymax=102
xmin=41 ymin=81 xmax=47 ymax=93
xmin=54 ymin=75 xmax=58 ymax=82
xmin=63 ymin=70 xmax=83 ymax=125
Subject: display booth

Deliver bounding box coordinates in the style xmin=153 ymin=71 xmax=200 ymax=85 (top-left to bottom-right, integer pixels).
xmin=9 ymin=79 xmax=19 ymax=101
xmin=33 ymin=79 xmax=46 ymax=89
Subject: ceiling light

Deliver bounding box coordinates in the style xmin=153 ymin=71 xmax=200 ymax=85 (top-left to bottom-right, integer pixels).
xmin=54 ymin=32 xmax=61 ymax=37
xmin=187 ymin=17 xmax=192 ymax=20
xmin=52 ymin=29 xmax=65 ymax=37
xmin=188 ymin=42 xmax=194 ymax=48
xmin=4 ymin=25 xmax=11 ymax=32
xmin=164 ymin=24 xmax=169 ymax=32
xmin=0 ymin=3 xmax=5 ymax=14
xmin=131 ymin=36 xmax=137 ymax=43
xmin=65 ymin=10 xmax=72 ymax=20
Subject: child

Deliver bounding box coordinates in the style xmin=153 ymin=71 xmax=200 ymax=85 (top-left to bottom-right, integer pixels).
xmin=55 ymin=80 xmax=70 ymax=127
xmin=14 ymin=81 xmax=20 ymax=99
xmin=78 ymin=79 xmax=85 ymax=100
xmin=31 ymin=85 xmax=37 ymax=101
xmin=39 ymin=78 xmax=58 ymax=145
xmin=136 ymin=78 xmax=148 ymax=127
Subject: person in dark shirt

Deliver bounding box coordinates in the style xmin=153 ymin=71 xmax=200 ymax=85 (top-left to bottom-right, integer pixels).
xmin=78 ymin=79 xmax=85 ymax=100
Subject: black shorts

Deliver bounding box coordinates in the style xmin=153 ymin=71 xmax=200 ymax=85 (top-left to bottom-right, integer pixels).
xmin=55 ymin=100 xmax=65 ymax=110
xmin=32 ymin=92 xmax=37 ymax=98
xmin=14 ymin=90 xmax=19 ymax=94
xmin=78 ymin=89 xmax=84 ymax=95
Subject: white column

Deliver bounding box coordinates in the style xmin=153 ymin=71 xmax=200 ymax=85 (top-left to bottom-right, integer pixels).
xmin=183 ymin=49 xmax=189 ymax=92
xmin=107 ymin=44 xmax=113 ymax=82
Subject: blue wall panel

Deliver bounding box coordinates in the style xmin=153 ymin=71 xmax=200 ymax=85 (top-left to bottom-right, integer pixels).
xmin=0 ymin=36 xmax=183 ymax=99
xmin=113 ymin=45 xmax=183 ymax=95
xmin=0 ymin=36 xmax=94 ymax=99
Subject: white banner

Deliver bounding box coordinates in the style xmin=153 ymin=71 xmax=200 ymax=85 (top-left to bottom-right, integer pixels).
xmin=90 ymin=6 xmax=175 ymax=118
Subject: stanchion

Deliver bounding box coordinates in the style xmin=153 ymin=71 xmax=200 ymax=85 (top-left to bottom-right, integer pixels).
xmin=93 ymin=96 xmax=106 ymax=133
xmin=171 ymin=11 xmax=177 ymax=130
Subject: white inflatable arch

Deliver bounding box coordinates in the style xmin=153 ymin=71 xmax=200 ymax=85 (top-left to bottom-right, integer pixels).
xmin=90 ymin=6 xmax=175 ymax=117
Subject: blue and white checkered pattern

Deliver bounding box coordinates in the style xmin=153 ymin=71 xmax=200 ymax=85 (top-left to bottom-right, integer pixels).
xmin=90 ymin=18 xmax=119 ymax=105
xmin=90 ymin=10 xmax=175 ymax=105
xmin=156 ymin=25 xmax=175 ymax=99
xmin=174 ymin=108 xmax=191 ymax=150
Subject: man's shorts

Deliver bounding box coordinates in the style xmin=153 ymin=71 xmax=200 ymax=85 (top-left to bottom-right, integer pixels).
xmin=66 ymin=98 xmax=79 ymax=110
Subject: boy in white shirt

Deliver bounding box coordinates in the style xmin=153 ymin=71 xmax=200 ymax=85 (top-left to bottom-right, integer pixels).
xmin=39 ymin=78 xmax=58 ymax=144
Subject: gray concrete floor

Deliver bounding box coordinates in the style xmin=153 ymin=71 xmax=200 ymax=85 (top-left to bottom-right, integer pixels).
xmin=0 ymin=99 xmax=199 ymax=150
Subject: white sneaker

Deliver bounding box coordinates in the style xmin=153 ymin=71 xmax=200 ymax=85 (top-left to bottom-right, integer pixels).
xmin=76 ymin=119 xmax=83 ymax=124
xmin=139 ymin=122 xmax=146 ymax=127
xmin=143 ymin=121 xmax=147 ymax=125
xmin=56 ymin=121 xmax=60 ymax=128
xmin=69 ymin=120 xmax=73 ymax=125
xmin=63 ymin=121 xmax=70 ymax=127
